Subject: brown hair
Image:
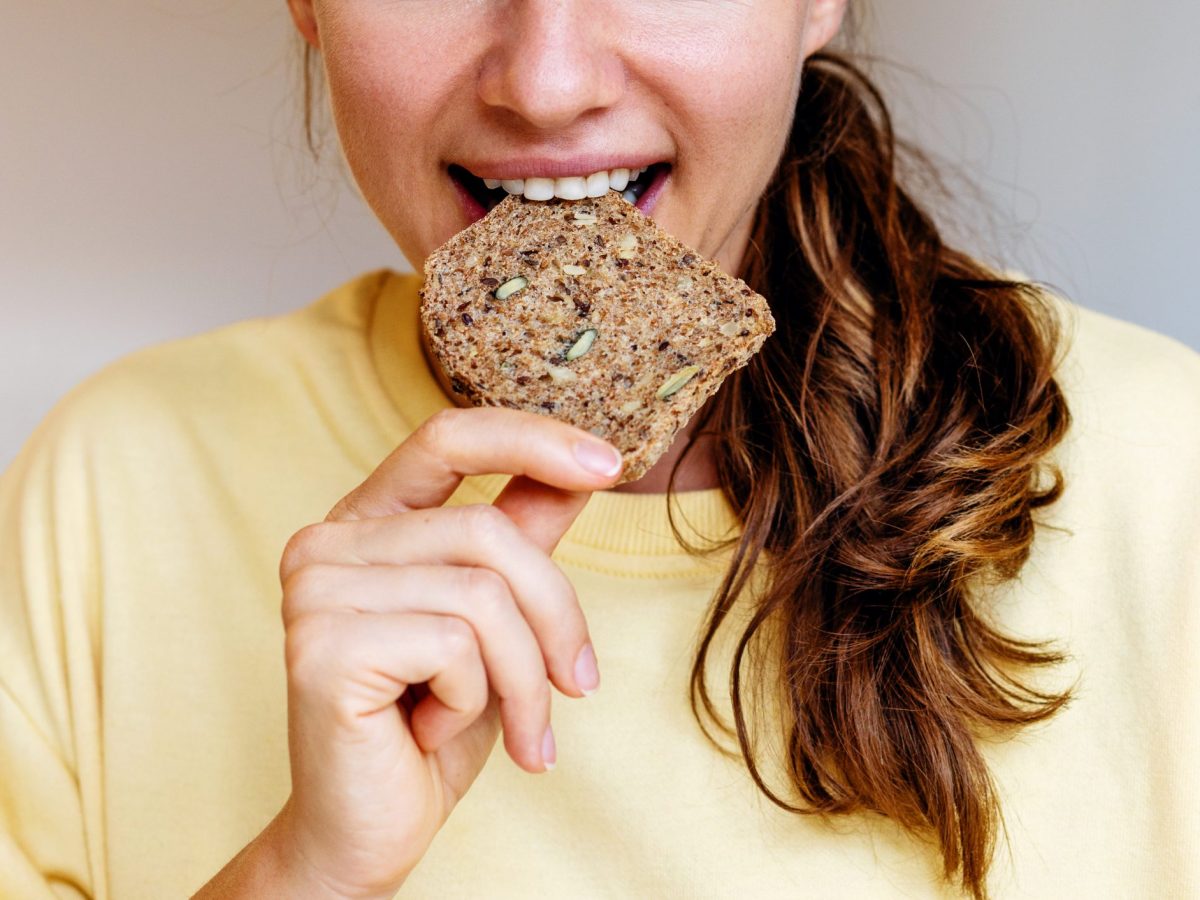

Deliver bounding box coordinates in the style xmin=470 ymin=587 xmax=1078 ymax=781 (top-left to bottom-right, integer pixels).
xmin=298 ymin=40 xmax=1071 ymax=900
xmin=672 ymin=51 xmax=1071 ymax=898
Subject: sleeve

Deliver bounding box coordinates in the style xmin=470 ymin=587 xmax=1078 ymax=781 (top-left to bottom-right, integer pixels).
xmin=1 ymin=402 xmax=107 ymax=899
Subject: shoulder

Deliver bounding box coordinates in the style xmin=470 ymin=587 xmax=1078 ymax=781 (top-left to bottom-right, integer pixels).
xmin=1047 ymin=291 xmax=1200 ymax=456
xmin=1034 ymin=289 xmax=1200 ymax=557
xmin=1054 ymin=293 xmax=1200 ymax=404
xmin=3 ymin=270 xmax=401 ymax=491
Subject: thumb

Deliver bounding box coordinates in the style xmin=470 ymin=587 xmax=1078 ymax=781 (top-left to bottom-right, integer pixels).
xmin=491 ymin=475 xmax=593 ymax=553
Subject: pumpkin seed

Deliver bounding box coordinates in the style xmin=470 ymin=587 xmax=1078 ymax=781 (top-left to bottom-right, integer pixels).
xmin=566 ymin=329 xmax=598 ymax=361
xmin=655 ymin=365 xmax=701 ymax=400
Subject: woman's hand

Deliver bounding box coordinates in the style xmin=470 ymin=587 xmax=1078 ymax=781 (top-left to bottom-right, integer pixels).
xmin=256 ymin=407 xmax=621 ymax=899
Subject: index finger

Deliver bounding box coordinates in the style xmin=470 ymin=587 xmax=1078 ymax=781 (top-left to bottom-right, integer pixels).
xmin=327 ymin=406 xmax=623 ymax=523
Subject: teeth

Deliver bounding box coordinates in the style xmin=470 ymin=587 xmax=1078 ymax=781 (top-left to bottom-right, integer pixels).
xmin=522 ymin=177 xmax=556 ymax=201
xmin=585 ymin=171 xmax=610 ymax=198
xmin=482 ymin=165 xmax=656 ymax=201
xmin=554 ymin=176 xmax=588 ymax=200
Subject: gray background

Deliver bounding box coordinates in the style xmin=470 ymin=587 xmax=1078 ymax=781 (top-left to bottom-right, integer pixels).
xmin=4 ymin=1 xmax=1198 ymax=470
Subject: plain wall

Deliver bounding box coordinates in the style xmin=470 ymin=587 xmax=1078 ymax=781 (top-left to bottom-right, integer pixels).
xmin=861 ymin=2 xmax=1200 ymax=343
xmin=4 ymin=1 xmax=1198 ymax=469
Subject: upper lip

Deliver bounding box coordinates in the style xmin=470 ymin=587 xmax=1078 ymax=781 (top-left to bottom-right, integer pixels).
xmin=454 ymin=154 xmax=670 ymax=181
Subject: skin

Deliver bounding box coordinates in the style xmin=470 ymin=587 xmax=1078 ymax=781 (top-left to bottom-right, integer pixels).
xmin=196 ymin=1 xmax=847 ymax=896
xmin=292 ymin=0 xmax=847 ymax=492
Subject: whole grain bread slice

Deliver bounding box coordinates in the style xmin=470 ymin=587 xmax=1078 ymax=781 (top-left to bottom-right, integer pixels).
xmin=420 ymin=191 xmax=775 ymax=483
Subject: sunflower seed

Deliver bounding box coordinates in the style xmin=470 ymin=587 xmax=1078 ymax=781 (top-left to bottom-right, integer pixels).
xmin=546 ymin=363 xmax=578 ymax=384
xmin=494 ymin=276 xmax=528 ymax=300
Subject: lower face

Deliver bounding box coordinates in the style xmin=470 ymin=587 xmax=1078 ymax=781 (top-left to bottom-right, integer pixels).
xmin=314 ymin=0 xmax=811 ymax=278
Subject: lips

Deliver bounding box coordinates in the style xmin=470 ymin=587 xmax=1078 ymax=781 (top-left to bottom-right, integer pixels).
xmin=449 ymin=162 xmax=672 ymax=224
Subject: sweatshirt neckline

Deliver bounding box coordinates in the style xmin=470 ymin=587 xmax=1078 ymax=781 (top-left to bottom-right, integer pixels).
xmin=365 ymin=269 xmax=741 ymax=566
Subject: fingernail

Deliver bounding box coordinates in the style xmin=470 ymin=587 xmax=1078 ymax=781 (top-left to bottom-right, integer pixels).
xmin=573 ymin=440 xmax=622 ymax=478
xmin=541 ymin=725 xmax=557 ymax=772
xmin=574 ymin=643 xmax=600 ymax=697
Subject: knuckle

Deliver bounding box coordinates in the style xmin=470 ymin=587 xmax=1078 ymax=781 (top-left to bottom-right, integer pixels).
xmin=460 ymin=503 xmax=512 ymax=549
xmin=462 ymin=567 xmax=511 ymax=618
xmin=418 ymin=407 xmax=464 ymax=452
xmin=284 ymin=613 xmax=336 ymax=690
xmin=279 ymin=523 xmax=328 ymax=582
xmin=280 ymin=563 xmax=331 ymax=623
xmin=437 ymin=617 xmax=477 ymax=661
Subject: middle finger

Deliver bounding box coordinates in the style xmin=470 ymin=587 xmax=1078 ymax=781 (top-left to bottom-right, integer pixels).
xmin=292 ymin=504 xmax=593 ymax=696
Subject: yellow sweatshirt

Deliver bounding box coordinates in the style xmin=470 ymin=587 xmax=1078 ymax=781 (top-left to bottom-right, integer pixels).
xmin=1 ymin=271 xmax=1198 ymax=899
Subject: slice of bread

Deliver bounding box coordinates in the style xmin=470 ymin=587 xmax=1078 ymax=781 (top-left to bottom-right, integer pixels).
xmin=419 ymin=191 xmax=775 ymax=483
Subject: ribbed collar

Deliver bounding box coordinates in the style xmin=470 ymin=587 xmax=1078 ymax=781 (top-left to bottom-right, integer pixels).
xmin=366 ymin=270 xmax=741 ymax=573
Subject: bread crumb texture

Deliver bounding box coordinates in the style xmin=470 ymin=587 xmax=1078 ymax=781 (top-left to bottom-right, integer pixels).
xmin=420 ymin=192 xmax=775 ymax=482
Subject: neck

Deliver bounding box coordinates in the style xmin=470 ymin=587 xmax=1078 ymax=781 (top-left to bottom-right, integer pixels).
xmin=610 ymin=412 xmax=719 ymax=493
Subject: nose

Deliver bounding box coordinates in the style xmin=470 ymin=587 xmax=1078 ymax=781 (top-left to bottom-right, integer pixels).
xmin=476 ymin=0 xmax=625 ymax=130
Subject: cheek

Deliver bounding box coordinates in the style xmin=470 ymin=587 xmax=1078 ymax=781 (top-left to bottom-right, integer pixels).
xmin=678 ymin=57 xmax=801 ymax=220
xmin=637 ymin=14 xmax=803 ymax=155
xmin=317 ymin=12 xmax=465 ymax=172
xmin=689 ymin=52 xmax=798 ymax=144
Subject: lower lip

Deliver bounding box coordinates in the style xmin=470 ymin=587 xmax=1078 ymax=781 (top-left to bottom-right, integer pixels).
xmin=451 ymin=167 xmax=672 ymax=226
xmin=635 ymin=166 xmax=669 ymax=216
xmin=451 ymin=177 xmax=490 ymax=222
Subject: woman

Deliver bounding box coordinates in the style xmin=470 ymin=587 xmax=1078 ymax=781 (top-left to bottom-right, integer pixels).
xmin=2 ymin=0 xmax=1197 ymax=897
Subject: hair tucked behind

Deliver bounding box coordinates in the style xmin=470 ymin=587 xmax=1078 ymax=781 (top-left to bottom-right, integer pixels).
xmin=670 ymin=52 xmax=1072 ymax=899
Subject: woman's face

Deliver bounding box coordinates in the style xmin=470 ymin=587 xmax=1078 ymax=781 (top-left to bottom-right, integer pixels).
xmin=289 ymin=0 xmax=846 ymax=275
